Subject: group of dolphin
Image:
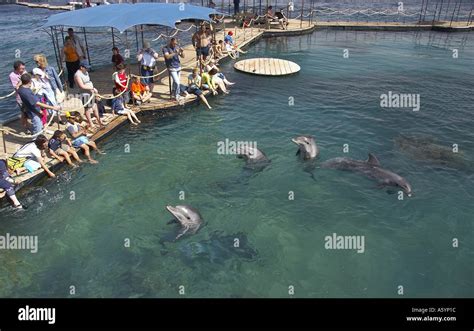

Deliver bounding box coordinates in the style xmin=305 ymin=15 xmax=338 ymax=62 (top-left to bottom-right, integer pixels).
xmin=164 ymin=135 xmax=413 ymax=241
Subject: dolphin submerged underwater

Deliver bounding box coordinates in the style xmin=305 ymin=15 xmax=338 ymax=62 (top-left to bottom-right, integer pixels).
xmin=321 ymin=153 xmax=413 ymax=196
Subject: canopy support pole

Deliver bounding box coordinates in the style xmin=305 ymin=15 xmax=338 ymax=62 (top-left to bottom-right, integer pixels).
xmin=135 ymin=26 xmax=139 ymax=52
xmin=112 ymin=28 xmax=116 ymax=48
xmin=51 ymin=27 xmax=61 ymax=74
xmin=82 ymin=27 xmax=92 ymax=68
xmin=140 ymin=25 xmax=145 ymax=48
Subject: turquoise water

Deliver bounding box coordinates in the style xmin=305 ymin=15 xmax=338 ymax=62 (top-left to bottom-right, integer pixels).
xmin=1 ymin=29 xmax=474 ymax=297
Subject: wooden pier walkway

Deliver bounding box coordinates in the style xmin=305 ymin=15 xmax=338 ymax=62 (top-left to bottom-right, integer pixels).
xmin=0 ymin=19 xmax=314 ymax=196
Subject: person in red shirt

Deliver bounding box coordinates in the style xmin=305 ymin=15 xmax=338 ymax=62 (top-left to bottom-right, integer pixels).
xmin=112 ymin=63 xmax=130 ymax=104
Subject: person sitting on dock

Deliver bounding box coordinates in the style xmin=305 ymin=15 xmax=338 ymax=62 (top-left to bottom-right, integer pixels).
xmin=74 ymin=60 xmax=104 ymax=129
xmin=112 ymin=63 xmax=130 ymax=105
xmin=205 ymin=60 xmax=235 ymax=87
xmin=137 ymin=41 xmax=159 ymax=93
xmin=192 ymin=22 xmax=213 ymax=62
xmin=187 ymin=68 xmax=212 ymax=110
xmin=200 ymin=70 xmax=218 ymax=96
xmin=163 ymin=38 xmax=185 ymax=101
xmin=266 ymin=6 xmax=287 ymax=30
xmin=9 ymin=60 xmax=28 ymax=130
xmin=111 ymin=88 xmax=141 ymax=125
xmin=212 ymin=40 xmax=224 ymax=59
xmin=48 ymin=130 xmax=83 ymax=168
xmin=209 ymin=68 xmax=229 ymax=94
xmin=61 ymin=36 xmax=81 ymax=89
xmin=111 ymin=47 xmax=124 ymax=67
xmin=130 ymin=76 xmax=152 ymax=105
xmin=224 ymin=31 xmax=234 ymax=46
xmin=0 ymin=159 xmax=24 ymax=209
xmin=13 ymin=135 xmax=56 ymax=178
xmin=18 ymin=73 xmax=61 ymax=135
xmin=66 ymin=112 xmax=102 ymax=164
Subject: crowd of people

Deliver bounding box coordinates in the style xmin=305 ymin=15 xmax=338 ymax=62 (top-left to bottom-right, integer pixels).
xmin=2 ymin=22 xmax=241 ymax=209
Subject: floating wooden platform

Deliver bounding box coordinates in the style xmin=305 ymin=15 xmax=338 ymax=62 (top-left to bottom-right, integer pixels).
xmin=234 ymin=58 xmax=300 ymax=76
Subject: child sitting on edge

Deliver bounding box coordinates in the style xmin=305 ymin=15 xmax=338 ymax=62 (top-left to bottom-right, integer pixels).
xmin=66 ymin=112 xmax=104 ymax=164
xmin=111 ymin=88 xmax=141 ymax=125
xmin=130 ymin=76 xmax=152 ymax=105
xmin=48 ymin=130 xmax=83 ymax=167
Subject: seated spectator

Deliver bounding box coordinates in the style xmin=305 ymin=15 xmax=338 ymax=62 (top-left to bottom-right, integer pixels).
xmin=112 ymin=63 xmax=130 ymax=105
xmin=130 ymin=76 xmax=152 ymax=105
xmin=18 ymin=73 xmax=60 ymax=135
xmin=224 ymin=31 xmax=234 ymax=46
xmin=200 ymin=70 xmax=218 ymax=96
xmin=66 ymin=112 xmax=103 ymax=164
xmin=266 ymin=6 xmax=287 ymax=30
xmin=111 ymin=47 xmax=125 ymax=67
xmin=205 ymin=60 xmax=235 ymax=87
xmin=48 ymin=130 xmax=83 ymax=167
xmin=13 ymin=135 xmax=55 ymax=178
xmin=187 ymin=68 xmax=212 ymax=110
xmin=209 ymin=68 xmax=229 ymax=94
xmin=0 ymin=159 xmax=23 ymax=209
xmin=214 ymin=40 xmax=225 ymax=59
xmin=111 ymin=88 xmax=141 ymax=125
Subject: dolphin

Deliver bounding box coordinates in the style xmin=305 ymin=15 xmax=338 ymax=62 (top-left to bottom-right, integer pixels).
xmin=291 ymin=135 xmax=319 ymax=160
xmin=321 ymin=153 xmax=413 ymax=196
xmin=394 ymin=134 xmax=473 ymax=172
xmin=165 ymin=205 xmax=204 ymax=241
xmin=236 ymin=145 xmax=271 ymax=171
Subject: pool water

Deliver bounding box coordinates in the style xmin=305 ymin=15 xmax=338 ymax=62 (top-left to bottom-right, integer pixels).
xmin=0 ymin=30 xmax=473 ymax=298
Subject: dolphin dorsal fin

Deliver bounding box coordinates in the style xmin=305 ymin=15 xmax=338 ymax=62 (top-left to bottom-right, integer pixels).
xmin=367 ymin=153 xmax=381 ymax=166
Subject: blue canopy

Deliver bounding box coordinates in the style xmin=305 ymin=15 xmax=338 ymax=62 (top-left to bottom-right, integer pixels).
xmin=42 ymin=3 xmax=223 ymax=32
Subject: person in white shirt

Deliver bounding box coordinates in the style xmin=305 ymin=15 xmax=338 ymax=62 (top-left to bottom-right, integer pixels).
xmin=137 ymin=41 xmax=159 ymax=93
xmin=13 ymin=135 xmax=55 ymax=178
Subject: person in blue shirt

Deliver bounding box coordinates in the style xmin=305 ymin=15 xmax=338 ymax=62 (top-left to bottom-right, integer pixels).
xmin=111 ymin=88 xmax=141 ymax=125
xmin=163 ymin=38 xmax=185 ymax=101
xmin=18 ymin=73 xmax=61 ymax=135
xmin=224 ymin=31 xmax=234 ymax=45
xmin=0 ymin=159 xmax=23 ymax=209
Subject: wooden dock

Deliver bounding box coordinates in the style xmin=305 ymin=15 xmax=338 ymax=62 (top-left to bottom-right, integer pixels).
xmin=0 ymin=19 xmax=315 ymax=196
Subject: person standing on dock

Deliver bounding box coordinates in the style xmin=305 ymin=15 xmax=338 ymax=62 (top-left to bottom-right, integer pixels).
xmin=233 ymin=0 xmax=240 ymax=15
xmin=137 ymin=41 xmax=159 ymax=94
xmin=67 ymin=28 xmax=87 ymax=61
xmin=192 ymin=23 xmax=213 ymax=62
xmin=61 ymin=37 xmax=81 ymax=89
xmin=163 ymin=38 xmax=185 ymax=101
xmin=18 ymin=74 xmax=61 ymax=135
xmin=74 ymin=61 xmax=104 ymax=129
xmin=9 ymin=60 xmax=28 ymax=130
